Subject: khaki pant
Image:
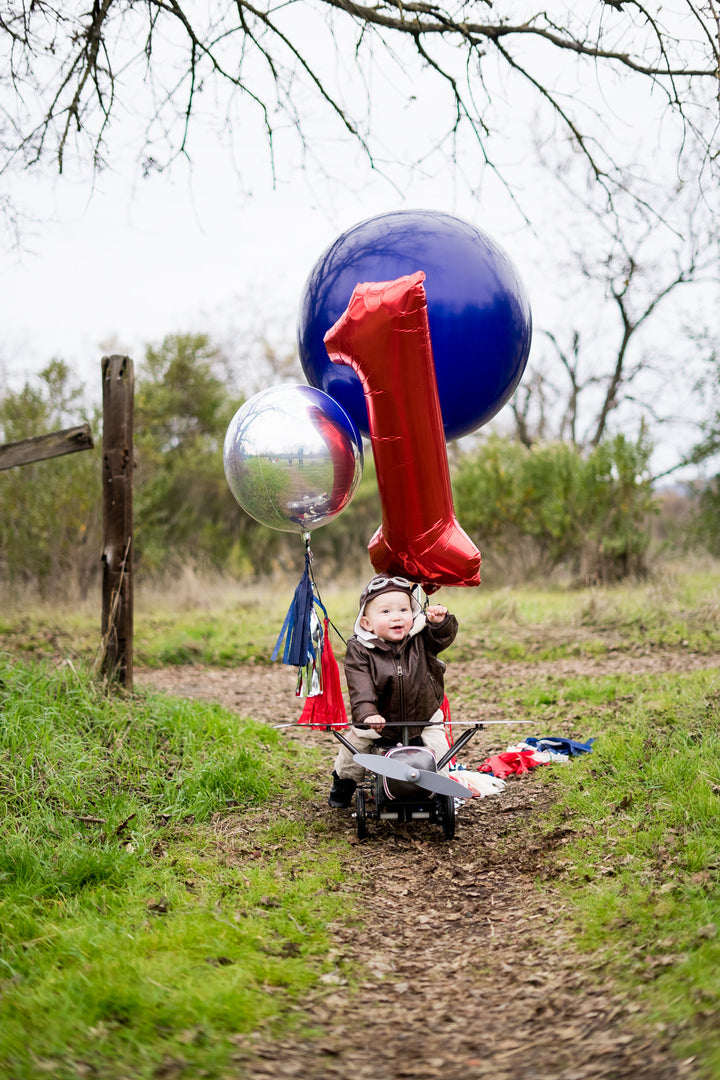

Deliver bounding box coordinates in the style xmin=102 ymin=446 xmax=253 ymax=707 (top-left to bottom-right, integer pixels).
xmin=333 ymin=709 xmax=452 ymax=782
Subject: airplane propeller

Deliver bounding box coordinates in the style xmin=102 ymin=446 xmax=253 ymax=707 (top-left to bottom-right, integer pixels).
xmin=353 ymin=753 xmax=474 ymax=800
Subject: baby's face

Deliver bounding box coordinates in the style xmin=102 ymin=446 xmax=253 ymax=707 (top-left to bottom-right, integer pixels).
xmin=360 ymin=590 xmax=414 ymax=642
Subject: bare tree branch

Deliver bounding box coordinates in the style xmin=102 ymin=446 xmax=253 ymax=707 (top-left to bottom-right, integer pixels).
xmin=1 ymin=0 xmax=717 ymax=202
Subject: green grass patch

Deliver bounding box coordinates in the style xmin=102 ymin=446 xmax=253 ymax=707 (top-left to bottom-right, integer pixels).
xmin=542 ymin=667 xmax=720 ymax=1076
xmin=2 ymin=562 xmax=720 ymax=667
xmin=444 ymin=570 xmax=720 ymax=663
xmin=134 ymin=605 xmax=287 ymax=667
xmin=0 ymin=656 xmax=354 ymax=1079
xmin=3 ymin=565 xmax=720 ymax=1074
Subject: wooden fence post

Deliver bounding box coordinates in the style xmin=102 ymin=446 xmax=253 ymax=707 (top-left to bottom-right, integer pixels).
xmin=101 ymin=355 xmax=134 ymax=689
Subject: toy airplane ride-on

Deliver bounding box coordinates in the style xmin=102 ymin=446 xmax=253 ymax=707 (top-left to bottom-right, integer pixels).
xmin=331 ymin=722 xmax=480 ymax=841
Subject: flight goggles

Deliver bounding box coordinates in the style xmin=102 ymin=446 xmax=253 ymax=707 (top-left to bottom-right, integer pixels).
xmin=365 ymin=575 xmax=416 ymax=592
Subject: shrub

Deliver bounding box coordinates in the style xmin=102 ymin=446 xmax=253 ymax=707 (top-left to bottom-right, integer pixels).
xmin=452 ymin=433 xmax=657 ymax=582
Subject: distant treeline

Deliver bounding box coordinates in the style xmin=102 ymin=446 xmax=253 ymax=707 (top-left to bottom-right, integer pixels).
xmin=1 ymin=335 xmax=717 ymax=597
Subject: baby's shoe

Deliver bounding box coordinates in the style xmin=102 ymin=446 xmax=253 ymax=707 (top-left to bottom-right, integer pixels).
xmin=328 ymin=771 xmax=357 ymax=808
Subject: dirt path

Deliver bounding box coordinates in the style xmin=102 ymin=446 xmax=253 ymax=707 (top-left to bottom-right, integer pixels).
xmin=135 ymin=653 xmax=718 ymax=1080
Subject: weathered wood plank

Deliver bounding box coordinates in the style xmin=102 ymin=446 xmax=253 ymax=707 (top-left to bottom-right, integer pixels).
xmin=100 ymin=355 xmax=134 ymax=690
xmin=0 ymin=424 xmax=94 ymax=471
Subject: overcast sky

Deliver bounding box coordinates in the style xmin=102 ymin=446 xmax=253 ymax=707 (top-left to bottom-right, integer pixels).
xmin=0 ymin=144 xmax=704 ymax=480
xmin=0 ymin=63 xmax=543 ymax=392
xmin=1 ymin=148 xmax=396 ymax=387
xmin=0 ymin=5 xmax=555 ymax=400
xmin=1 ymin=6 xmax=715 ymax=481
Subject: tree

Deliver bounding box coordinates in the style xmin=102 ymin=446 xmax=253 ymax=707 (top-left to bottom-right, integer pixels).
xmin=0 ymin=361 xmax=101 ymax=596
xmin=684 ymin=349 xmax=720 ymax=554
xmin=1 ymin=2 xmax=718 ymax=219
xmin=507 ymin=174 xmax=720 ymax=477
xmin=3 ymin=4 xmax=718 ymax=473
xmin=131 ymin=331 xmax=381 ymax=577
xmin=688 ymin=334 xmax=720 ymax=469
xmin=132 ymin=333 xmax=249 ymax=573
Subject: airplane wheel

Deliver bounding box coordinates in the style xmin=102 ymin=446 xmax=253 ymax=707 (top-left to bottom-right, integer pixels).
xmin=440 ymin=794 xmax=455 ymax=840
xmin=356 ymin=788 xmax=368 ymax=840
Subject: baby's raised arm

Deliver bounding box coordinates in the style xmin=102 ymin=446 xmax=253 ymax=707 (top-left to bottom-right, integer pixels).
xmin=425 ymin=604 xmax=448 ymax=624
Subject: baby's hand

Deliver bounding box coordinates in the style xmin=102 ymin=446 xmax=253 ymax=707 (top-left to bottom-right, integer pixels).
xmin=364 ymin=714 xmax=386 ymax=732
xmin=426 ymin=605 xmax=448 ymax=623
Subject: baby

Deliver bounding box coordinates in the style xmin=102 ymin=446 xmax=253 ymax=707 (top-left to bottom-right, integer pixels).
xmin=328 ymin=574 xmax=457 ymax=807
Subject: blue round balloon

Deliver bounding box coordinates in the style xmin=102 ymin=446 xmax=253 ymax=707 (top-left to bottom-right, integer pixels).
xmin=297 ymin=209 xmax=532 ymax=441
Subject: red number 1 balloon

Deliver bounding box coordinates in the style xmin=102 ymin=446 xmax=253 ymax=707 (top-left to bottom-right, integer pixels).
xmin=323 ymin=271 xmax=481 ymax=592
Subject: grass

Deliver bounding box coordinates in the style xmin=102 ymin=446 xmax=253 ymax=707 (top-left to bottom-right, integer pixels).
xmin=531 ymin=666 xmax=720 ymax=1076
xmin=443 ymin=567 xmax=720 ymax=662
xmin=2 ymin=561 xmax=720 ymax=1075
xmin=3 ymin=560 xmax=720 ymax=668
xmin=0 ymin=656 xmax=354 ymax=1079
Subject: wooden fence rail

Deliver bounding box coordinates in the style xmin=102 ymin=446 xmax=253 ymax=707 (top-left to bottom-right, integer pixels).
xmin=0 ymin=424 xmax=94 ymax=471
xmin=1 ymin=356 xmax=135 ymax=690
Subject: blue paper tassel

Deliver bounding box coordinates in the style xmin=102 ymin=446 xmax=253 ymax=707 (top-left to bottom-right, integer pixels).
xmin=272 ymin=550 xmax=327 ymax=667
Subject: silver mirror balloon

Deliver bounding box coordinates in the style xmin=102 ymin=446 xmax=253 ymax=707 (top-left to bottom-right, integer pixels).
xmin=223 ymin=385 xmax=363 ymax=533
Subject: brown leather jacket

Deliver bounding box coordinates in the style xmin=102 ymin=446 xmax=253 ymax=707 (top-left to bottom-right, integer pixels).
xmin=343 ymin=614 xmax=458 ymax=742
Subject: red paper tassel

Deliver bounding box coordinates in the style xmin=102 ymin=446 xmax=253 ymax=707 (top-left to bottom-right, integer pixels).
xmin=298 ymin=620 xmax=348 ymax=730
xmin=441 ymin=694 xmax=456 ymax=768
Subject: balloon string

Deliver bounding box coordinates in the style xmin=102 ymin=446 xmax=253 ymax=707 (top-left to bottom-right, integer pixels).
xmin=304 ymin=533 xmax=348 ymax=647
